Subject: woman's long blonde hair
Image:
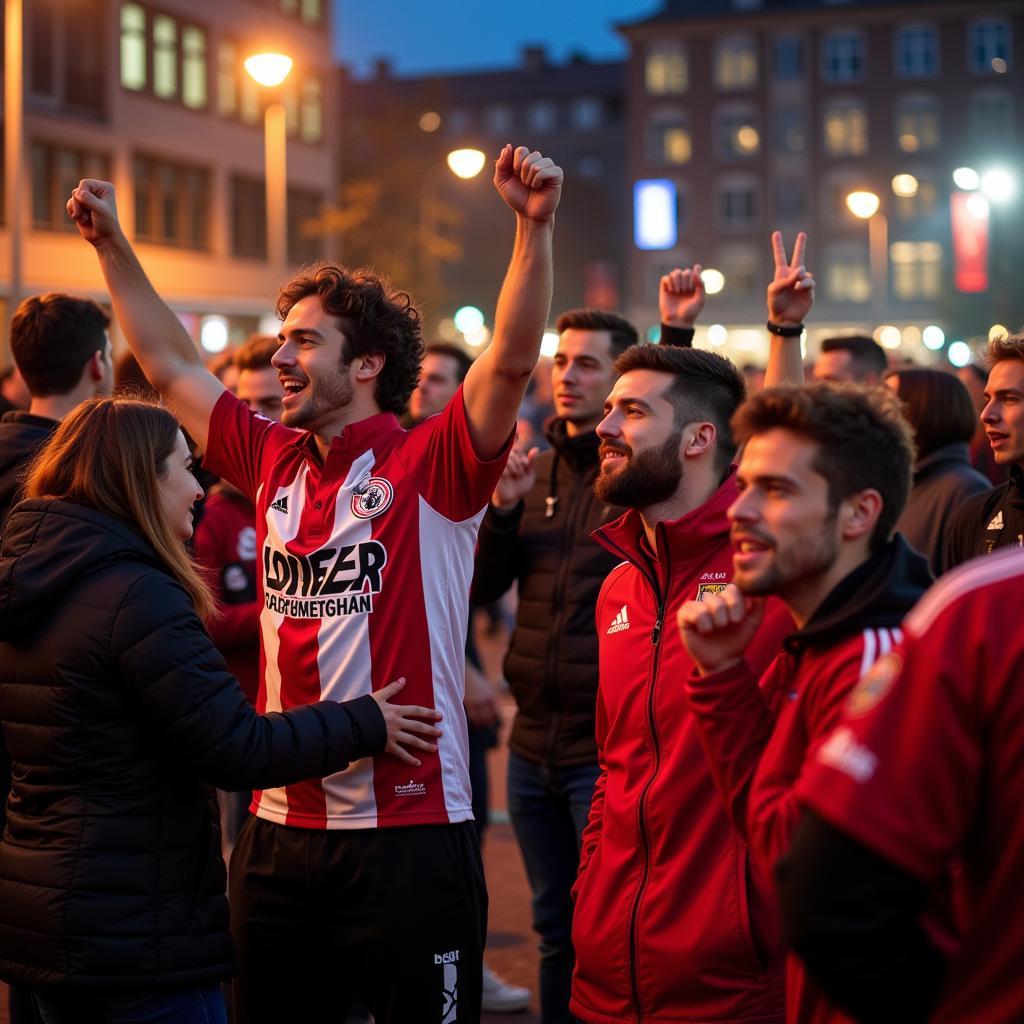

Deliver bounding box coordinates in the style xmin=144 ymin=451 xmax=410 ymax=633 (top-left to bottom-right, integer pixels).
xmin=24 ymin=395 xmax=215 ymax=620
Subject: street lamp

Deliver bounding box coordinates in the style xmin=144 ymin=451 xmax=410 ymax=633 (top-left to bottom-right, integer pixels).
xmin=244 ymin=52 xmax=294 ymax=270
xmin=846 ymin=190 xmax=887 ymax=320
xmin=447 ymin=148 xmax=486 ymax=180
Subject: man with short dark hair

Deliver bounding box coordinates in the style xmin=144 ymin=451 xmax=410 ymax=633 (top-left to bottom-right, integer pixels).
xmin=0 ymin=293 xmax=112 ymax=525
xmin=944 ymin=332 xmax=1024 ymax=570
xmin=813 ymin=335 xmax=887 ymax=385
xmin=677 ymin=383 xmax=931 ymax=1023
xmin=407 ymin=343 xmax=473 ymax=426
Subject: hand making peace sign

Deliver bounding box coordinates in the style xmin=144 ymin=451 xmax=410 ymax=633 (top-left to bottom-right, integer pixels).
xmin=767 ymin=230 xmax=814 ymax=327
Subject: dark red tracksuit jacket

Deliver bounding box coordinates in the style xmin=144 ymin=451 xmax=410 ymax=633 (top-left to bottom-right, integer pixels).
xmin=685 ymin=536 xmax=933 ymax=1024
xmin=571 ymin=471 xmax=792 ymax=1024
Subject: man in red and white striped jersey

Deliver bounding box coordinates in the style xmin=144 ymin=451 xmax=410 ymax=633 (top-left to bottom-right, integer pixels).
xmin=68 ymin=143 xmax=563 ymax=1023
xmin=677 ymin=383 xmax=932 ymax=1024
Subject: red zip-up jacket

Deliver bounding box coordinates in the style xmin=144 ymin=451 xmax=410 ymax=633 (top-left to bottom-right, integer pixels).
xmin=684 ymin=537 xmax=933 ymax=1024
xmin=571 ymin=470 xmax=792 ymax=1024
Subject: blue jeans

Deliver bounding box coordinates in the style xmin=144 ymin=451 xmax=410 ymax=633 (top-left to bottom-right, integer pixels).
xmin=507 ymin=750 xmax=600 ymax=1024
xmin=33 ymin=986 xmax=227 ymax=1024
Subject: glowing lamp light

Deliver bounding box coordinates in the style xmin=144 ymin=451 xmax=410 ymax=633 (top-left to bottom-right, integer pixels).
xmin=891 ymin=174 xmax=919 ymax=198
xmin=981 ymin=168 xmax=1016 ymax=203
xmin=463 ymin=324 xmax=490 ymax=349
xmin=646 ymin=325 xmax=662 ymax=343
xmin=701 ymin=268 xmax=726 ymax=295
xmin=243 ymin=53 xmax=293 ymax=88
xmin=453 ymin=305 xmax=485 ymax=334
xmin=948 ymin=341 xmax=972 ymax=368
xmin=419 ymin=111 xmax=442 ymax=133
xmin=634 ymin=179 xmax=677 ymax=250
xmin=922 ymin=325 xmax=945 ymax=351
xmin=902 ymin=325 xmax=922 ymax=347
xmin=990 ymin=324 xmax=1009 ymax=342
xmin=846 ymin=191 xmax=880 ymax=219
xmin=953 ymin=167 xmax=980 ymax=191
xmin=707 ymin=324 xmax=728 ymax=347
xmin=878 ymin=325 xmax=902 ymax=350
xmin=736 ymin=126 xmax=759 ymax=152
xmin=200 ymin=315 xmax=229 ymax=353
xmin=447 ymin=148 xmax=486 ymax=179
xmin=540 ymin=331 xmax=560 ymax=358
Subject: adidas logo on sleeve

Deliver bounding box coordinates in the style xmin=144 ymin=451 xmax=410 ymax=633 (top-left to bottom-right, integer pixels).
xmin=988 ymin=510 xmax=1004 ymax=531
xmin=607 ymin=605 xmax=630 ymax=635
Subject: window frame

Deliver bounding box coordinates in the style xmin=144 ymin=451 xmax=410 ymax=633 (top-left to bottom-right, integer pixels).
xmin=821 ymin=28 xmax=867 ymax=83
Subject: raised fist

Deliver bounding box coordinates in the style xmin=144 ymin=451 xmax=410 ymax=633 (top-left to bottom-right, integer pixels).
xmin=493 ymin=145 xmax=563 ymax=223
xmin=66 ymin=180 xmax=123 ymax=248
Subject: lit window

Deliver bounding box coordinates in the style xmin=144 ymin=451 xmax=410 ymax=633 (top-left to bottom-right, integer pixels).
xmin=891 ymin=241 xmax=942 ymax=299
xmin=717 ymin=107 xmax=760 ymax=158
xmin=218 ymin=40 xmax=237 ymax=117
xmin=969 ymin=19 xmax=1011 ymax=73
xmin=182 ymin=26 xmax=206 ymax=109
xmin=646 ymin=42 xmax=687 ymax=95
xmin=646 ymin=112 xmax=691 ymax=166
xmin=572 ymin=97 xmax=602 ymax=132
xmin=152 ymin=14 xmax=177 ymax=100
xmin=634 ymin=179 xmax=678 ymax=251
xmin=120 ymin=2 xmax=146 ymax=91
xmin=776 ymin=106 xmax=806 ymax=153
xmin=895 ymin=25 xmax=939 ymax=77
xmin=970 ymin=89 xmax=1014 ymax=144
xmin=134 ymin=154 xmax=209 ymax=250
xmin=718 ymin=180 xmax=758 ymax=229
xmin=715 ymin=36 xmax=758 ymax=89
xmin=895 ymin=178 xmax=938 ymax=221
xmin=825 ymin=244 xmax=871 ymax=302
xmin=896 ymin=95 xmax=940 ymax=153
xmin=31 ymin=141 xmax=111 ymax=231
xmin=231 ymin=175 xmax=266 ymax=259
xmin=527 ymin=101 xmax=557 ymax=134
xmin=300 ymin=77 xmax=324 ymax=143
xmin=822 ymin=30 xmax=866 ymax=82
xmin=300 ymin=0 xmax=323 ymax=24
xmin=775 ymin=34 xmax=804 ymax=80
xmin=823 ymin=101 xmax=868 ymax=155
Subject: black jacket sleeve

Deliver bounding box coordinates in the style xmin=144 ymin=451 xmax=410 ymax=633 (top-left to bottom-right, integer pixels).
xmin=659 ymin=323 xmax=695 ymax=348
xmin=110 ymin=570 xmax=387 ymax=792
xmin=776 ymin=811 xmax=948 ymax=1023
xmin=471 ymin=502 xmax=524 ymax=606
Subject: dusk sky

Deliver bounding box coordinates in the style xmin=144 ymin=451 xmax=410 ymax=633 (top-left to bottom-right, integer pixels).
xmin=333 ymin=0 xmax=661 ymax=77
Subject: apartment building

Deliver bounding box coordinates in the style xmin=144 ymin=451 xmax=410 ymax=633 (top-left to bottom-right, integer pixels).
xmin=621 ymin=0 xmax=1024 ymax=359
xmin=1 ymin=0 xmax=335 ymax=361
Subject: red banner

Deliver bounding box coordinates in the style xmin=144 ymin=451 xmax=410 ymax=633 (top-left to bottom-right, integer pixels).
xmin=951 ymin=191 xmax=989 ymax=293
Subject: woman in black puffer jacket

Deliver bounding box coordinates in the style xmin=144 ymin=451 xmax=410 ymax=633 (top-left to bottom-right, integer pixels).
xmin=0 ymin=397 xmax=439 ymax=1024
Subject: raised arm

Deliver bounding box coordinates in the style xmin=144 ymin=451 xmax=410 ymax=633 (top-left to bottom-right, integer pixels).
xmin=658 ymin=264 xmax=705 ymax=348
xmin=462 ymin=145 xmax=563 ymax=459
xmin=764 ymin=231 xmax=814 ymax=389
xmin=67 ymin=179 xmax=224 ymax=452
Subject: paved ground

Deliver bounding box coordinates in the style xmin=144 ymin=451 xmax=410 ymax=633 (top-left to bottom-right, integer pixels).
xmin=1 ymin=614 xmax=542 ymax=1023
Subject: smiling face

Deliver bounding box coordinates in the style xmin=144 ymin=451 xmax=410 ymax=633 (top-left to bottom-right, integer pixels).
xmin=158 ymin=430 xmax=204 ymax=542
xmin=552 ymin=329 xmax=618 ymax=435
xmin=271 ymin=294 xmax=355 ymax=432
xmin=729 ymin=428 xmax=841 ymax=600
xmin=594 ymin=368 xmax=684 ymax=508
xmin=981 ymin=359 xmax=1024 ymax=465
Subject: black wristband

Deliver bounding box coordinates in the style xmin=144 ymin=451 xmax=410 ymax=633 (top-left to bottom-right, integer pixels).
xmin=659 ymin=323 xmax=695 ymax=348
xmin=766 ymin=321 xmax=804 ymax=337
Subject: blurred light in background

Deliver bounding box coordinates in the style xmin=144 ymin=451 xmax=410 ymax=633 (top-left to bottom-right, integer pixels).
xmin=878 ymin=325 xmax=902 ymax=349
xmin=634 ymin=179 xmax=677 ymax=250
xmin=243 ymin=53 xmax=293 ymax=88
xmin=981 ymin=168 xmax=1015 ymax=203
xmin=953 ymin=167 xmax=980 ymax=191
xmin=990 ymin=324 xmax=1008 ymax=342
xmin=922 ymin=325 xmax=945 ymax=350
xmin=540 ymin=330 xmax=560 ymax=358
xmin=453 ymin=305 xmax=484 ymax=334
xmin=447 ymin=148 xmax=486 ymax=179
xmin=948 ymin=341 xmax=972 ymax=367
xmin=701 ymin=268 xmax=726 ymax=295
xmin=891 ymin=174 xmax=919 ymax=198
xmin=419 ymin=111 xmax=441 ymax=133
xmin=200 ymin=315 xmax=229 ymax=353
xmin=846 ymin=190 xmax=880 ymax=219
xmin=902 ymin=325 xmax=922 ymax=346
xmin=706 ymin=324 xmax=727 ymax=347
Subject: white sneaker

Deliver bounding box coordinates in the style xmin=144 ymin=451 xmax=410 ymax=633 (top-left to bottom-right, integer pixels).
xmin=481 ymin=962 xmax=531 ymax=1013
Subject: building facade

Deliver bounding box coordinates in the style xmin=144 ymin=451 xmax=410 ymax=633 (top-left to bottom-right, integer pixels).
xmin=1 ymin=0 xmax=335 ymax=363
xmin=621 ymin=0 xmax=1024 ymax=363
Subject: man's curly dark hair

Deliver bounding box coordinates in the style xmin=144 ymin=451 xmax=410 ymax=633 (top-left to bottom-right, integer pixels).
xmin=276 ymin=264 xmax=425 ymax=415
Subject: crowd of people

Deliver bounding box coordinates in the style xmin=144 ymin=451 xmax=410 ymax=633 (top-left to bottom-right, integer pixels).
xmin=0 ymin=142 xmax=1021 ymax=1024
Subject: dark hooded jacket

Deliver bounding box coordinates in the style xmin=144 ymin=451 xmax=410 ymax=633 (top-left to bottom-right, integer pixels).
xmin=0 ymin=499 xmax=385 ymax=991
xmin=942 ymin=463 xmax=1024 ymax=573
xmin=0 ymin=412 xmax=58 ymax=528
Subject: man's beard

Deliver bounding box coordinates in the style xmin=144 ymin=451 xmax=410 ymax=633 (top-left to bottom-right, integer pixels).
xmin=282 ymin=366 xmax=354 ymax=431
xmin=734 ymin=518 xmax=839 ymax=599
xmin=594 ymin=431 xmax=683 ymax=509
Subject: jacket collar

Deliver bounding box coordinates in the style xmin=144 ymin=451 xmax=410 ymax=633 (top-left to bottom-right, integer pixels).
xmin=544 ymin=416 xmax=601 ymax=473
xmin=913 ymin=441 xmax=971 ymax=478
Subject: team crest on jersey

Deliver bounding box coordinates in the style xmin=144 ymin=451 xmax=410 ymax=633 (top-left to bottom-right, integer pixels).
xmin=351 ymin=476 xmax=394 ymax=519
xmin=697 ymin=582 xmax=728 ymax=601
xmin=846 ymin=651 xmax=902 ymax=717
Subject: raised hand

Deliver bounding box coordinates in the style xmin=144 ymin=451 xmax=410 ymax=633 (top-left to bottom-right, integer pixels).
xmin=370 ymin=678 xmax=443 ymax=767
xmin=660 ymin=264 xmax=706 ymax=327
xmin=493 ymin=144 xmax=563 ymax=223
xmin=677 ymin=584 xmax=765 ymax=676
xmin=66 ymin=179 xmax=123 ymax=248
xmin=767 ymin=231 xmax=814 ymax=327
xmin=492 ymin=445 xmax=540 ymax=510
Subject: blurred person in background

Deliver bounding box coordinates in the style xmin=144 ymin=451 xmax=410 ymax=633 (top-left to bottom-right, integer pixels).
xmin=812 ymin=335 xmax=887 ymax=386
xmin=884 ymin=368 xmax=990 ymax=573
xmin=0 ymin=396 xmax=440 ymax=1024
xmin=114 ymin=350 xmax=159 ymax=401
xmin=0 ymin=293 xmax=113 ymax=529
xmin=0 ymin=365 xmax=31 ymax=415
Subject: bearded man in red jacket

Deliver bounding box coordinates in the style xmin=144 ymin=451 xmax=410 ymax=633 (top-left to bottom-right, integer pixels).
xmin=677 ymin=384 xmax=933 ymax=1024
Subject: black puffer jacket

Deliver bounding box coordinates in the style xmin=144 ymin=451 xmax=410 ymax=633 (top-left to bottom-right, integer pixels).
xmin=472 ymin=419 xmax=621 ymax=767
xmin=0 ymin=499 xmax=385 ymax=991
xmin=0 ymin=412 xmax=58 ymax=528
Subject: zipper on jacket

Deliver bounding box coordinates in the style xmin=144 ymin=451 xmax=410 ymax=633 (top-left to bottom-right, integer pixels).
xmin=595 ymin=530 xmax=671 ymax=1023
